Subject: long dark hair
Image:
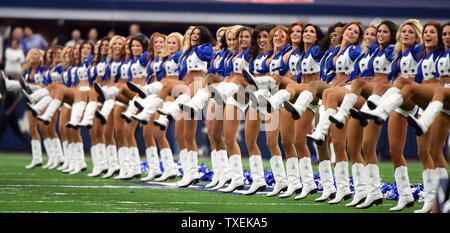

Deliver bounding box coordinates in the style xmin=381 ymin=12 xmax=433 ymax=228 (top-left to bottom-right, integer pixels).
xmin=423 ymin=21 xmax=443 ymax=54
xmin=248 ymin=24 xmax=274 ymax=60
xmin=95 ymin=36 xmax=111 ymax=64
xmin=297 ymin=24 xmax=325 ymax=55
xmin=319 ymin=22 xmax=345 ymax=51
xmin=128 ymin=34 xmax=149 ymax=58
xmin=377 ymin=20 xmax=397 ymax=52
xmin=182 ymin=25 xmax=214 ymax=59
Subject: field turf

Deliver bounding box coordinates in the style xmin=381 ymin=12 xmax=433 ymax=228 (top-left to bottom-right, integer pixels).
xmin=0 ymin=153 xmax=439 ymax=213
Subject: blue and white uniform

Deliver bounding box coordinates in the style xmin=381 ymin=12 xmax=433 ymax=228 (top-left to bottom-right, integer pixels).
xmin=295 ymin=45 xmax=324 ymax=83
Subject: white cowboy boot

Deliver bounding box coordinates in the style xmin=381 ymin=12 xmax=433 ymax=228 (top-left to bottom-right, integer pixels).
xmin=114 ymin=147 xmax=130 ymax=180
xmin=132 ymin=96 xmax=164 ymax=124
xmin=284 ymin=90 xmax=314 ymax=120
xmin=176 ymin=149 xmax=190 ymax=186
xmin=356 ymin=163 xmax=383 ymax=209
xmin=243 ymin=155 xmax=267 ymax=195
xmin=124 ymin=147 xmax=142 ymax=179
xmin=295 ymin=157 xmax=318 ymax=200
xmin=88 ymin=143 xmax=108 ymax=177
xmin=178 ymin=151 xmax=201 ymax=187
xmin=57 ymin=140 xmax=69 ymax=171
xmin=103 ymin=144 xmax=120 ymax=178
xmin=279 ymin=157 xmax=302 ymax=198
xmin=69 ymin=142 xmax=86 ymax=175
xmin=407 ymin=100 xmax=443 ymax=136
xmin=205 ymin=150 xmax=219 ymax=188
xmin=95 ymin=99 xmax=115 ymax=124
xmin=141 ymin=146 xmax=161 ymax=181
xmin=26 ymin=139 xmax=43 ymax=169
xmin=266 ymin=156 xmax=288 ymax=197
xmin=346 ymin=163 xmax=368 ymax=207
xmin=155 ymin=148 xmax=178 ymax=181
xmin=62 ymin=143 xmax=75 ymax=173
xmin=368 ymin=93 xmax=404 ymax=125
xmin=180 ymin=88 xmax=210 ymax=119
xmin=158 ymin=94 xmax=191 ymax=120
xmin=24 ymin=88 xmax=49 ymax=104
xmin=79 ymin=101 xmax=98 ymax=128
xmin=220 ymin=154 xmax=245 ymax=193
xmin=315 ymin=160 xmax=337 ymax=202
xmin=27 ymin=95 xmax=52 ymax=117
xmin=66 ymin=101 xmax=87 ymax=128
xmin=389 ymin=166 xmax=414 ymax=211
xmin=329 ymin=161 xmax=353 ymax=204
xmin=95 ymin=83 xmax=119 ymax=101
xmin=260 ymin=89 xmax=291 ymax=113
xmin=307 ymin=108 xmax=335 ymax=146
xmin=368 ymin=86 xmax=400 ymax=110
xmin=38 ymin=99 xmax=62 ymax=125
xmin=212 ymin=149 xmax=232 ymax=190
xmin=42 ymin=138 xmax=55 ymax=169
xmin=329 ymin=93 xmax=358 ymax=129
xmin=414 ymin=169 xmax=436 ymax=213
xmin=48 ymin=138 xmax=64 ymax=169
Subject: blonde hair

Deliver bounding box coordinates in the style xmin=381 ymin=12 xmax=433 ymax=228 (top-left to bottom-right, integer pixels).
xmin=394 ymin=19 xmax=423 ymax=55
xmin=108 ymin=35 xmax=126 ymax=60
xmin=160 ymin=32 xmax=183 ymax=58
xmin=61 ymin=46 xmax=73 ymax=67
xmin=225 ymin=25 xmax=243 ymax=52
xmin=362 ymin=18 xmax=383 ymax=52
xmin=20 ymin=48 xmax=44 ymax=75
xmin=216 ymin=26 xmax=228 ymax=39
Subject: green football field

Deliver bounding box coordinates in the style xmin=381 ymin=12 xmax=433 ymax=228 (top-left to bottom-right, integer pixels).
xmin=0 ymin=153 xmax=444 ymax=213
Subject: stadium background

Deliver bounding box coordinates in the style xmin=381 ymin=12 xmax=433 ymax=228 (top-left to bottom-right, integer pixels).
xmin=0 ymin=0 xmax=449 ymax=161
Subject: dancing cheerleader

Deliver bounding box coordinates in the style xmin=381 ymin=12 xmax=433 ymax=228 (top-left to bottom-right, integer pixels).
xmin=28 ymin=41 xmax=92 ymax=174
xmin=277 ymin=22 xmax=365 ymax=204
xmin=41 ymin=45 xmax=65 ymax=170
xmin=359 ymin=19 xmax=424 ymax=211
xmin=94 ymin=35 xmax=126 ymax=178
xmin=0 ymin=48 xmax=45 ymax=168
xmin=203 ymin=27 xmax=231 ymax=189
xmin=132 ymin=26 xmax=215 ymax=187
xmin=406 ymin=24 xmax=449 ymax=200
xmin=367 ymin=21 xmax=446 ymax=212
xmin=138 ymin=32 xmax=170 ymax=182
xmin=239 ymin=24 xmax=275 ymax=195
xmin=209 ymin=25 xmax=255 ymax=193
xmin=82 ymin=37 xmax=112 ymax=177
xmin=407 ymin=24 xmax=449 ymax=190
xmin=327 ymin=20 xmax=398 ymax=208
xmin=151 ymin=32 xmax=185 ymax=182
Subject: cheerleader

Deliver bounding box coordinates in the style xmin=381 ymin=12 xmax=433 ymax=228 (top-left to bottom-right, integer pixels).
xmin=327 ymin=20 xmax=398 ymax=208
xmin=2 ymin=48 xmax=45 ymax=168
xmin=132 ymin=26 xmax=215 ymax=187
xmin=361 ymin=19 xmax=424 ymax=211
xmin=203 ymin=27 xmax=230 ymax=189
xmin=370 ymin=22 xmax=446 ymax=212
xmin=55 ymin=45 xmax=75 ymax=172
xmin=206 ymin=24 xmax=243 ymax=191
xmin=41 ymin=45 xmax=65 ymax=170
xmin=83 ymin=37 xmax=111 ymax=177
xmin=139 ymin=32 xmax=168 ymax=182
xmin=151 ymin=32 xmax=185 ymax=182
xmin=258 ymin=23 xmax=315 ymax=198
xmin=29 ymin=41 xmax=92 ymax=174
xmin=94 ymin=35 xmax=126 ymax=178
xmin=214 ymin=26 xmax=254 ymax=193
xmin=406 ymin=24 xmax=449 ymax=203
xmin=239 ymin=24 xmax=275 ymax=195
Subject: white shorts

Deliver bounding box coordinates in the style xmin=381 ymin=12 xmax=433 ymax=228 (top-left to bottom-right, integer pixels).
xmin=225 ymin=96 xmax=249 ymax=113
